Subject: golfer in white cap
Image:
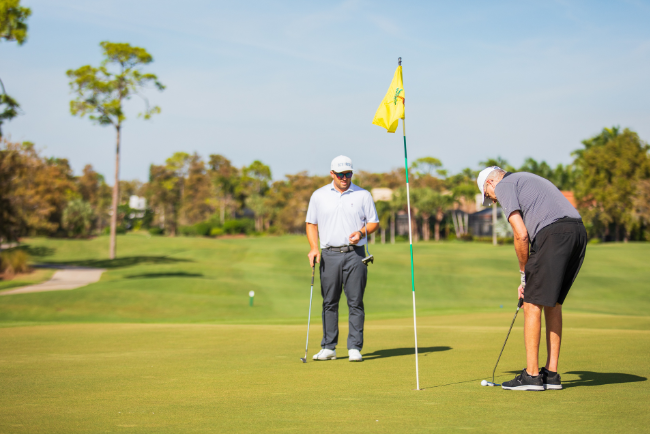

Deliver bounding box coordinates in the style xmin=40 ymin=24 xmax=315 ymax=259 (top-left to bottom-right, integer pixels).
xmin=305 ymin=155 xmax=379 ymax=362
xmin=477 ymin=166 xmax=587 ymax=391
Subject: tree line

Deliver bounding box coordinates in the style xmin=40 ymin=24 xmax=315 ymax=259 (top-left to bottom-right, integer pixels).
xmin=2 ymin=126 xmax=648 ymax=245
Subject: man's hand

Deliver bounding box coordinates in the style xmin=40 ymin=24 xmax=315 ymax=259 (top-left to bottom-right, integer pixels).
xmin=349 ymin=231 xmax=362 ymax=245
xmin=308 ymin=249 xmax=320 ymax=267
xmin=518 ymin=284 xmax=524 ymax=301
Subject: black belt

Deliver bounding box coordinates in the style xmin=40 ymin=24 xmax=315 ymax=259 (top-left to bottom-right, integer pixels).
xmin=324 ymin=245 xmax=359 ymax=253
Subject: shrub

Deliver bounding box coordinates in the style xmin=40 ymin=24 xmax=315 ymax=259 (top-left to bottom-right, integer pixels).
xmin=223 ymin=218 xmax=254 ymax=235
xmin=148 ymin=227 xmax=164 ymax=236
xmin=0 ymin=249 xmax=30 ymax=277
xmin=210 ymin=227 xmax=224 ymax=237
xmin=62 ymin=199 xmax=95 ymax=237
xmin=194 ymin=222 xmax=212 ymax=237
xmin=179 ymin=225 xmax=198 ymax=237
xmin=588 ymin=238 xmax=602 ymax=244
xmin=103 ymin=225 xmax=127 ymax=235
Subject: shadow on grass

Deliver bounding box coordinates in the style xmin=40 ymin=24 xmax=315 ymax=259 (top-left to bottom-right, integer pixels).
xmin=43 ymin=256 xmax=193 ymax=269
xmin=563 ymin=371 xmax=647 ymax=388
xmin=17 ymin=245 xmax=56 ymax=257
xmin=126 ymin=272 xmax=203 ymax=279
xmin=362 ymin=346 xmax=452 ymax=360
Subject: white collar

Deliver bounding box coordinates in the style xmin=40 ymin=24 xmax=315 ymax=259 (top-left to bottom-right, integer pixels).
xmin=330 ymin=181 xmax=356 ymax=194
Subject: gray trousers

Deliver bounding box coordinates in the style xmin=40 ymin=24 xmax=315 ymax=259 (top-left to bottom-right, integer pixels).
xmin=320 ymin=246 xmax=367 ymax=351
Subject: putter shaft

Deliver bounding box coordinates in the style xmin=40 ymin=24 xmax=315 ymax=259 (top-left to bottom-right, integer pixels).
xmin=492 ymin=298 xmax=524 ymax=383
xmin=302 ymin=265 xmax=315 ymax=362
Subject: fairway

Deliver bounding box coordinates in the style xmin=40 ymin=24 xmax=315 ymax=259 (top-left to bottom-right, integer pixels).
xmin=1 ymin=235 xmax=649 ymax=433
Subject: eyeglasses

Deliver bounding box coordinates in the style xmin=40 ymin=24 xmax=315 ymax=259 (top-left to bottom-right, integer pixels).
xmin=334 ymin=172 xmax=353 ymax=180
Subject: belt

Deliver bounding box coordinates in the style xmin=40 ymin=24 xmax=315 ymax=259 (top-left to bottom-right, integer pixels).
xmin=324 ymin=245 xmax=358 ymax=253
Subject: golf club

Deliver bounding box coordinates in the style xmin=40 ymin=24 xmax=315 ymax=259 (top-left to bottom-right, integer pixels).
xmin=362 ymin=220 xmax=374 ymax=265
xmin=482 ymin=297 xmax=524 ymax=386
xmin=300 ymin=265 xmax=316 ymax=363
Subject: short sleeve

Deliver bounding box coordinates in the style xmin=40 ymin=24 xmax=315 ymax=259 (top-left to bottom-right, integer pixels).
xmin=495 ymin=181 xmax=521 ymax=221
xmin=305 ymin=192 xmax=318 ymax=224
xmin=363 ymin=193 xmax=379 ymax=223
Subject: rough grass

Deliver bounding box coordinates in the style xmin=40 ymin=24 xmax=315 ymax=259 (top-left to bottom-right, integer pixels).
xmin=0 ymin=235 xmax=648 ymax=432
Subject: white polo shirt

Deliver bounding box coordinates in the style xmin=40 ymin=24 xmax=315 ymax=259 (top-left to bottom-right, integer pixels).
xmin=305 ymin=182 xmax=379 ymax=248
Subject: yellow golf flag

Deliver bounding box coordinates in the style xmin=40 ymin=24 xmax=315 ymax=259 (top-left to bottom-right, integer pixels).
xmin=372 ymin=65 xmax=404 ymax=133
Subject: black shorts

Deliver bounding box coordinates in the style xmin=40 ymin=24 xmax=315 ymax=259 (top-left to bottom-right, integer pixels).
xmin=524 ymin=218 xmax=587 ymax=307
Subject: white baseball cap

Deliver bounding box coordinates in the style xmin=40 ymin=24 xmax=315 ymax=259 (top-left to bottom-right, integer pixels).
xmin=477 ymin=166 xmax=501 ymax=206
xmin=331 ymin=155 xmax=354 ymax=173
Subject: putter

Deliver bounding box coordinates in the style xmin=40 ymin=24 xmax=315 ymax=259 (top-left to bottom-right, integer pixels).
xmin=300 ymin=265 xmax=316 ymax=363
xmin=483 ymin=297 xmax=524 ymax=386
xmin=362 ymin=220 xmax=374 ymax=265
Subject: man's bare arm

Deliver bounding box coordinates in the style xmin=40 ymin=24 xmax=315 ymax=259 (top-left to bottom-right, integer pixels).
xmin=349 ymin=222 xmax=380 ymax=245
xmin=509 ymin=211 xmax=529 ymax=271
xmin=306 ymin=223 xmax=320 ymax=266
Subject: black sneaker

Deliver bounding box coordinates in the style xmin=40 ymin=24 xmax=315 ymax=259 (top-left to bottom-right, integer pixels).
xmin=501 ymin=369 xmax=544 ymax=391
xmin=540 ymin=367 xmax=562 ymax=390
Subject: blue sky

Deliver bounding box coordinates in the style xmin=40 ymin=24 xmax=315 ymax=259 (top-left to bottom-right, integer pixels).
xmin=2 ymin=0 xmax=649 ymax=181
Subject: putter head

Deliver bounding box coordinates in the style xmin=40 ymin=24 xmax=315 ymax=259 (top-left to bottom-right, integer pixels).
xmin=362 ymin=255 xmax=374 ymax=265
xmin=300 ymin=357 xmax=306 ymax=363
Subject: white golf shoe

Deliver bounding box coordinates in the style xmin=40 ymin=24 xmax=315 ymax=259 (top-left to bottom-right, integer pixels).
xmin=348 ymin=349 xmax=363 ymax=362
xmin=313 ymin=349 xmax=336 ymax=360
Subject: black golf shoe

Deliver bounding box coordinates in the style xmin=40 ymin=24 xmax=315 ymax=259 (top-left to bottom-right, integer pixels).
xmin=501 ymin=369 xmax=544 ymax=391
xmin=540 ymin=367 xmax=562 ymax=390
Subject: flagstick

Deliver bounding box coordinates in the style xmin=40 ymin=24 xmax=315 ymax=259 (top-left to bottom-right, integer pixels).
xmin=401 ymin=94 xmax=420 ymax=391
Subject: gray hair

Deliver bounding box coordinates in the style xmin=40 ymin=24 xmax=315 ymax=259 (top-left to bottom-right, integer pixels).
xmin=485 ymin=168 xmax=506 ymax=183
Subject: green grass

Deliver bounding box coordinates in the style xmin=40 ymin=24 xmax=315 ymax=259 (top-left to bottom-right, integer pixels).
xmin=1 ymin=234 xmax=649 ymax=323
xmin=0 ymin=235 xmax=648 ymax=433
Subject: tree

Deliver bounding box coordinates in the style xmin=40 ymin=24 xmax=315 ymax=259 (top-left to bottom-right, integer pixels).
xmin=413 ymin=188 xmax=452 ymax=241
xmin=183 ymin=154 xmax=213 ymax=225
xmin=67 ymin=41 xmax=164 ymax=259
xmin=208 ymin=154 xmax=240 ymax=223
xmin=76 ymin=164 xmax=111 ymax=232
xmin=2 ymin=141 xmax=77 ymax=237
xmin=573 ymin=127 xmax=650 ymax=241
xmin=146 ymin=164 xmax=180 ymax=236
xmin=0 ymin=0 xmax=31 ymax=136
xmin=518 ymin=157 xmax=576 ymax=190
xmin=411 ymin=157 xmax=443 ymax=178
xmin=479 ymin=157 xmax=515 ymax=172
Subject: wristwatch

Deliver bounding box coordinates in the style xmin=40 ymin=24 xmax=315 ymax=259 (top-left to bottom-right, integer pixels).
xmin=358 ymin=230 xmax=366 ymax=239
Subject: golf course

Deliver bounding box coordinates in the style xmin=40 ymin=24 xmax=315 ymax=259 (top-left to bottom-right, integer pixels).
xmin=0 ymin=234 xmax=648 ymax=433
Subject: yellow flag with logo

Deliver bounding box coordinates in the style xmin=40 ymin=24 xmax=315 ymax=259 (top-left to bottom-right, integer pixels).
xmin=372 ymin=65 xmax=404 ymax=133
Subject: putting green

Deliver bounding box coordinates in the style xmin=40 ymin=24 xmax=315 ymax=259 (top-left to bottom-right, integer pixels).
xmin=1 ymin=313 xmax=648 ymax=433
xmin=0 ymin=235 xmax=648 ymax=432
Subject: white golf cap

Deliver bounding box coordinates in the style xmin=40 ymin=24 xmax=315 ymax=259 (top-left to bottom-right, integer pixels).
xmin=477 ymin=166 xmax=502 ymax=206
xmin=331 ymin=155 xmax=354 ymax=173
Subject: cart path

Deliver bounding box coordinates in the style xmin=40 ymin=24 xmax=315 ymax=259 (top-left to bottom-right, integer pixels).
xmin=0 ymin=267 xmax=106 ymax=296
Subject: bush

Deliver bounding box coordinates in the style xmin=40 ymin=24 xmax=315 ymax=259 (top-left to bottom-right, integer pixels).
xmin=0 ymin=249 xmax=30 ymax=277
xmin=210 ymin=227 xmax=224 ymax=237
xmin=588 ymin=238 xmax=602 ymax=244
xmin=194 ymin=222 xmax=212 ymax=237
xmin=179 ymin=225 xmax=198 ymax=237
xmin=223 ymin=218 xmax=254 ymax=235
xmin=180 ymin=222 xmax=216 ymax=237
xmin=103 ymin=225 xmax=127 ymax=235
xmin=148 ymin=227 xmax=164 ymax=236
xmin=62 ymin=199 xmax=95 ymax=237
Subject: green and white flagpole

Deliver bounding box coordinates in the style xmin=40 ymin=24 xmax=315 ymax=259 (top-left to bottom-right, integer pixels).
xmin=399 ymin=57 xmax=420 ymax=391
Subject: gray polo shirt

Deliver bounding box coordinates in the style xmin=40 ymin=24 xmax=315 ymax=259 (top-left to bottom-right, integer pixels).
xmin=305 ymin=182 xmax=379 ymax=248
xmin=495 ymin=172 xmax=581 ymax=242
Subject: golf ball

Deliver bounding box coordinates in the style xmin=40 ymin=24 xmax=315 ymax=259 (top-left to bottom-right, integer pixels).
xmin=481 ymin=380 xmax=488 ymax=386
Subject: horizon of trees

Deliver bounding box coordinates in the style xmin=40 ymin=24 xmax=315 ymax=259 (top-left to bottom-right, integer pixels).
xmin=2 ymin=126 xmax=648 ymax=244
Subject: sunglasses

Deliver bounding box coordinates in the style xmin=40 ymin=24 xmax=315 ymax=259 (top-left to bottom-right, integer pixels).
xmin=334 ymin=172 xmax=353 ymax=180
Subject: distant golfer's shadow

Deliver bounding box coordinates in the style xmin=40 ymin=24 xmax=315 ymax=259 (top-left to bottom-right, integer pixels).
xmin=360 ymin=346 xmax=452 ymax=361
xmin=505 ymin=370 xmax=646 ymax=388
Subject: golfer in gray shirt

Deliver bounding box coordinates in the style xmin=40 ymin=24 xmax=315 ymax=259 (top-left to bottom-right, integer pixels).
xmin=478 ymin=166 xmax=587 ymax=391
xmin=305 ymin=155 xmax=379 ymax=362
